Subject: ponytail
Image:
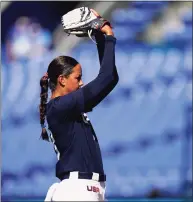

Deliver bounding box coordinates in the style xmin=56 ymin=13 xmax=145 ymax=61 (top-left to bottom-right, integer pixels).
xmin=39 ymin=73 xmax=49 ymax=141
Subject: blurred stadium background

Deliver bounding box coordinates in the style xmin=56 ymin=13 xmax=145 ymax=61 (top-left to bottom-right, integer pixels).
xmin=1 ymin=1 xmax=192 ymax=201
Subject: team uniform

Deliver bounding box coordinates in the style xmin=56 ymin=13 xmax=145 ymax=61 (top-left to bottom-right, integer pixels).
xmin=44 ymin=33 xmax=118 ymax=201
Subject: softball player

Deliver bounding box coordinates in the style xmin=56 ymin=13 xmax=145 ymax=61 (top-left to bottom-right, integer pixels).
xmin=39 ymin=10 xmax=118 ymax=201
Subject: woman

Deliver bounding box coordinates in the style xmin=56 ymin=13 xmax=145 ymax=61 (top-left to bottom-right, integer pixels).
xmin=40 ymin=10 xmax=119 ymax=201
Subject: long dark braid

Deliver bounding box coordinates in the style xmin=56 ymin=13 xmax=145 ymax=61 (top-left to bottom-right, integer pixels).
xmin=39 ymin=73 xmax=49 ymax=141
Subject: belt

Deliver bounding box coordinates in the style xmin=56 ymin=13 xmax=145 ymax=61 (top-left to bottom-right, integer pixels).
xmin=60 ymin=171 xmax=106 ymax=182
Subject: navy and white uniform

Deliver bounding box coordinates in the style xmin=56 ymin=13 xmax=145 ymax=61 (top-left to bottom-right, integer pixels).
xmin=45 ymin=34 xmax=118 ymax=201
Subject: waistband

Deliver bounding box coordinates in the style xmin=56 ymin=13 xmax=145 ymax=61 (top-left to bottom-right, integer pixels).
xmin=59 ymin=171 xmax=106 ymax=182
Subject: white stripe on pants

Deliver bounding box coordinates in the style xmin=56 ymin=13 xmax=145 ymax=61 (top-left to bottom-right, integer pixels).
xmin=44 ymin=179 xmax=106 ymax=201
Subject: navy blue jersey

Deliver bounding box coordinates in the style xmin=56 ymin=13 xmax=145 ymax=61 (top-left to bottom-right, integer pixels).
xmin=46 ymin=34 xmax=118 ymax=180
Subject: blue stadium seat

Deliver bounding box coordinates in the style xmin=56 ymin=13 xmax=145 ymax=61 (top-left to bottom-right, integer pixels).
xmin=158 ymin=49 xmax=183 ymax=78
xmin=164 ymin=25 xmax=192 ymax=43
xmin=112 ymin=8 xmax=154 ymax=25
xmin=181 ymin=9 xmax=192 ymax=26
xmin=130 ymin=1 xmax=168 ymax=9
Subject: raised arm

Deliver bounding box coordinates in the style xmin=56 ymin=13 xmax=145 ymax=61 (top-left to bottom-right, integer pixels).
xmin=83 ymin=31 xmax=119 ymax=112
xmin=93 ymin=27 xmax=119 ymax=109
xmin=95 ymin=30 xmax=118 ymax=75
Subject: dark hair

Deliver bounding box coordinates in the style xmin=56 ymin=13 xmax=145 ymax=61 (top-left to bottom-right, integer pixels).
xmin=39 ymin=56 xmax=79 ymax=141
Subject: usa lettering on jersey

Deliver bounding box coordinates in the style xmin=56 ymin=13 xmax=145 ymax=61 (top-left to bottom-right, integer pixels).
xmin=87 ymin=185 xmax=100 ymax=193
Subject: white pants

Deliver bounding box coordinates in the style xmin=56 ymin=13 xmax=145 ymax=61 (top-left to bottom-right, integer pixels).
xmin=44 ymin=179 xmax=106 ymax=201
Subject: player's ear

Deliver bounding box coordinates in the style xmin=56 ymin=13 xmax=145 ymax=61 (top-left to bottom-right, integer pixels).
xmin=58 ymin=75 xmax=66 ymax=87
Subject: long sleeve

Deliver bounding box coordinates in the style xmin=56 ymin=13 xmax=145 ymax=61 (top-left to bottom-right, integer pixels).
xmin=95 ymin=32 xmax=119 ymax=91
xmin=82 ymin=35 xmax=119 ymax=111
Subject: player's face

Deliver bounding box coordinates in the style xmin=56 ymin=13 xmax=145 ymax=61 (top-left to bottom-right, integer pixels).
xmin=65 ymin=64 xmax=83 ymax=93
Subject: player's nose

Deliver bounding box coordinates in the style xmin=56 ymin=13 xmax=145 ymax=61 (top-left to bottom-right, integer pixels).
xmin=79 ymin=80 xmax=84 ymax=87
